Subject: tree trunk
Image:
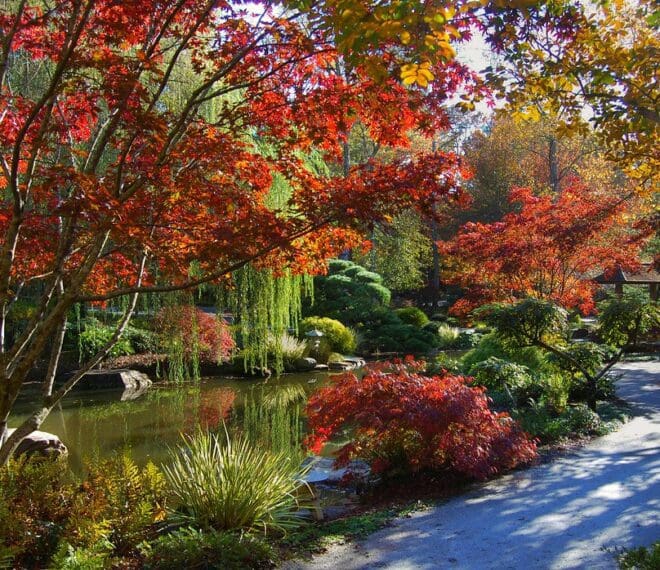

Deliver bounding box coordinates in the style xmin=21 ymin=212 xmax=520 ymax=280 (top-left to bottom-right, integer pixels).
xmin=549 ymin=136 xmax=559 ymax=194
xmin=430 ymin=219 xmax=441 ymax=302
xmin=0 ymin=420 xmax=7 ymax=450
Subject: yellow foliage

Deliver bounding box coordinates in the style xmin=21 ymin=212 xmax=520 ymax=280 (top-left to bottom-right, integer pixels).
xmin=400 ymin=61 xmax=434 ymax=87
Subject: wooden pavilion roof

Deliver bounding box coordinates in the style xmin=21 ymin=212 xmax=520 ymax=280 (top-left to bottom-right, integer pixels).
xmin=594 ymin=263 xmax=660 ymax=285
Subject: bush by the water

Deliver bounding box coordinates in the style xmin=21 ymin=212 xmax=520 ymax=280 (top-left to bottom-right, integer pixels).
xmin=79 ymin=323 xmax=134 ymax=360
xmin=305 ymin=359 xmax=537 ymax=480
xmin=163 ymin=430 xmax=308 ymax=533
xmin=266 ymin=332 xmax=308 ymax=371
xmin=155 ymin=306 xmax=235 ymax=365
xmin=299 ymin=316 xmax=357 ymax=354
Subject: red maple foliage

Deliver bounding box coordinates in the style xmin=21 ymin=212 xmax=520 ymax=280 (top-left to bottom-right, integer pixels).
xmin=154 ymin=306 xmax=234 ymax=364
xmin=305 ymin=359 xmax=537 ymax=481
xmin=438 ymin=181 xmax=649 ymax=316
xmin=0 ymin=0 xmax=483 ymax=460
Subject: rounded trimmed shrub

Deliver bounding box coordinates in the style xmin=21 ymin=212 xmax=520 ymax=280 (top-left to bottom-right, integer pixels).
xmin=300 ymin=316 xmax=357 ymax=354
xmin=394 ymin=307 xmax=429 ymax=327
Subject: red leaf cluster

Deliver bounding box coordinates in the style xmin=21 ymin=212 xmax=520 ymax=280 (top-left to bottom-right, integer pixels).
xmin=154 ymin=306 xmax=234 ymax=365
xmin=305 ymin=359 xmax=537 ymax=481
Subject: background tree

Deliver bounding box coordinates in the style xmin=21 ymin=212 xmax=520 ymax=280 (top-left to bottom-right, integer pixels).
xmin=480 ymin=296 xmax=659 ymax=410
xmin=439 ymin=181 xmax=650 ymax=316
xmin=484 ymin=0 xmax=659 ymax=188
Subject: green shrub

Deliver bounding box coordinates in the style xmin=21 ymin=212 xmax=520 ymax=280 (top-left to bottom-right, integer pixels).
xmin=598 ymin=291 xmax=659 ymax=347
xmin=327 ymin=352 xmax=345 ymax=363
xmin=542 ymin=372 xmax=572 ymax=414
xmin=514 ymin=402 xmax=603 ymax=443
xmin=454 ymin=331 xmax=483 ymax=349
xmin=327 ymin=259 xmax=354 ymax=273
xmin=124 ymin=326 xmax=158 ymax=354
xmin=617 ymin=541 xmax=660 ymax=570
xmin=563 ymin=404 xmax=602 ymax=435
xmin=266 ymin=333 xmax=307 ymax=371
xmin=425 ymin=353 xmax=462 ymax=375
xmin=299 ymin=316 xmax=357 ymax=354
xmin=142 ymin=527 xmax=275 ymax=570
xmin=545 ymin=342 xmax=616 ymax=403
xmin=570 ymin=372 xmax=617 ymax=403
xmin=469 ymin=357 xmax=540 ymax=405
xmin=351 ymin=269 xmax=384 ymax=285
xmin=394 ymin=307 xmax=429 ymax=327
xmin=422 ymin=321 xmax=442 ymax=333
xmin=79 ymin=325 xmax=134 ymax=360
xmin=462 ymin=333 xmax=548 ymax=375
xmin=305 ymin=260 xmax=390 ymax=324
xmin=358 ymin=308 xmax=439 ymax=354
xmin=163 ymin=430 xmax=309 ymax=533
xmin=548 ymin=342 xmax=609 ymax=378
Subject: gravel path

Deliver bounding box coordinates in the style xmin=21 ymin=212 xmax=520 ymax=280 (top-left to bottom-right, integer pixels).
xmin=286 ymin=361 xmax=659 ymax=570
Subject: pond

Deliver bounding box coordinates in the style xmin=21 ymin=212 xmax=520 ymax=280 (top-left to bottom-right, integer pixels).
xmin=11 ymin=370 xmax=334 ymax=473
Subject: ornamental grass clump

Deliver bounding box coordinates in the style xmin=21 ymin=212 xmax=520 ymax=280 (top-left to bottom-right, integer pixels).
xmin=163 ymin=430 xmax=309 ymax=534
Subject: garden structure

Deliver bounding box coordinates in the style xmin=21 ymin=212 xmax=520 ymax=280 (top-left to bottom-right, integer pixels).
xmin=595 ymin=263 xmax=659 ymax=301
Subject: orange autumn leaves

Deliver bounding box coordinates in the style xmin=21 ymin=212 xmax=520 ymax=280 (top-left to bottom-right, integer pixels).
xmin=439 ymin=182 xmax=651 ymax=316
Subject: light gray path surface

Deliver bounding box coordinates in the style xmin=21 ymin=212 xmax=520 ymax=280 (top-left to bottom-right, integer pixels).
xmin=286 ymin=361 xmax=659 ymax=570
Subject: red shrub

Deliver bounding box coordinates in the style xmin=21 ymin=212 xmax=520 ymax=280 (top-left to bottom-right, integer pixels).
xmin=155 ymin=306 xmax=235 ymax=364
xmin=305 ymin=359 xmax=537 ymax=481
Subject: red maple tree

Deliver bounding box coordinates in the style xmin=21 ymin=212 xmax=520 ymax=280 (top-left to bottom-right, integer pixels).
xmin=306 ymin=359 xmax=537 ymax=480
xmin=438 ymin=180 xmax=649 ymax=317
xmin=0 ymin=0 xmax=489 ymax=461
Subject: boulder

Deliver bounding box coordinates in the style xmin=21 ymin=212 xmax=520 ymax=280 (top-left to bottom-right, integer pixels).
xmin=7 ymin=428 xmax=68 ymax=459
xmin=302 ymin=456 xmax=371 ymax=485
xmin=294 ymin=357 xmax=317 ymax=371
xmin=72 ymin=369 xmax=152 ymax=392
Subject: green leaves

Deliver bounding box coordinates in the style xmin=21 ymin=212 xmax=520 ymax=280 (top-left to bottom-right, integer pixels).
xmin=598 ymin=291 xmax=659 ymax=347
xmin=477 ymin=299 xmax=569 ymax=348
xmin=163 ymin=430 xmax=309 ymax=533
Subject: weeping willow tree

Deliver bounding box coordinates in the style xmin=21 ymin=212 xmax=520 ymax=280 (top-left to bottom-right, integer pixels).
xmin=219 ymin=266 xmax=313 ymax=375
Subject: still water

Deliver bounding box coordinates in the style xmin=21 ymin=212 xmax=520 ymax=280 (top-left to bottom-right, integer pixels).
xmin=11 ymin=371 xmax=332 ymax=472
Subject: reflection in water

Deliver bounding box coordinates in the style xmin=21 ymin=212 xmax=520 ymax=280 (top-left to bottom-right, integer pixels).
xmin=11 ymin=372 xmax=330 ymax=473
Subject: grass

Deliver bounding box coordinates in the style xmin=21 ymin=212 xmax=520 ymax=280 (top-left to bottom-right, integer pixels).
xmin=163 ymin=429 xmax=309 ymax=533
xmin=278 ymin=502 xmax=428 ymax=559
